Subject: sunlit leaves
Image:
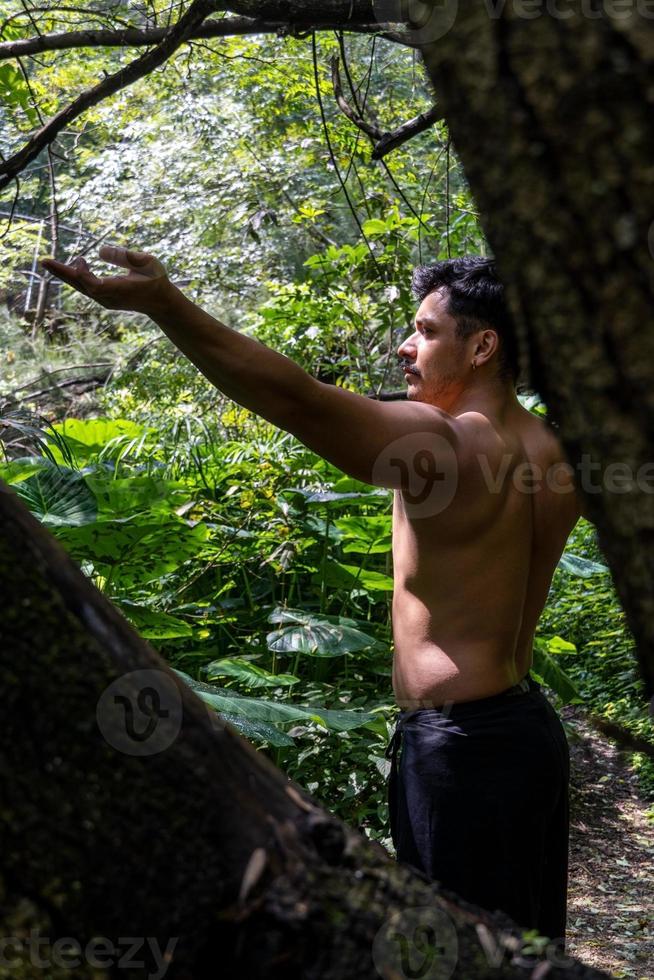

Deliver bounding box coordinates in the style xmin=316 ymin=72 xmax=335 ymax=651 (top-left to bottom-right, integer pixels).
xmin=205 ymin=657 xmax=300 ymax=689
xmin=175 ymin=669 xmax=376 ymax=742
xmin=532 ymin=636 xmax=582 ymax=705
xmin=0 ymin=64 xmax=39 ymax=126
xmin=118 ymin=601 xmax=194 ymax=639
xmin=48 ymin=418 xmax=152 ymax=466
xmin=334 ymin=515 xmax=391 ymax=554
xmin=11 ymin=460 xmax=98 ymax=528
xmin=266 ymin=606 xmax=383 ymax=657
xmin=318 ymin=561 xmax=394 ymax=592
xmin=58 ymin=518 xmax=209 ymax=587
xmin=558 ymin=552 xmax=609 ymax=578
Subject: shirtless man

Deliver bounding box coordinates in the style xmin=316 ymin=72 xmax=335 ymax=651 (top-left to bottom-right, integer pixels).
xmin=42 ymin=248 xmax=582 ymax=948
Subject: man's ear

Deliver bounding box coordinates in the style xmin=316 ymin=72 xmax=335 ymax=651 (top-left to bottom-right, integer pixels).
xmin=474 ymin=329 xmax=499 ymax=367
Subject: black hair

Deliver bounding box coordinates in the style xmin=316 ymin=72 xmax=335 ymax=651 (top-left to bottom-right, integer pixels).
xmin=411 ymin=256 xmax=519 ymax=383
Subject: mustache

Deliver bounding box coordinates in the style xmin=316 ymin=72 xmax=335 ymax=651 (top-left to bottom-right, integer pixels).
xmin=399 ymin=361 xmax=419 ymax=375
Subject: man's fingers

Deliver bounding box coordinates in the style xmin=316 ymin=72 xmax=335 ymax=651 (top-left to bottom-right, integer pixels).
xmin=40 ymin=257 xmax=70 ymax=277
xmin=98 ymin=244 xmax=135 ymax=270
xmin=40 ymin=257 xmax=84 ymax=288
xmin=125 ymin=248 xmax=154 ymax=268
xmin=98 ymin=244 xmax=167 ymax=277
xmin=40 ymin=256 xmax=100 ymax=295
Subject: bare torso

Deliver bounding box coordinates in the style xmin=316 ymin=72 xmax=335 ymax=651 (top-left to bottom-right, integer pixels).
xmin=391 ymin=402 xmax=581 ymax=709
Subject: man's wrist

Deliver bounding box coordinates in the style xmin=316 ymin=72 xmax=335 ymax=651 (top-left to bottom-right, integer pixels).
xmin=141 ymin=277 xmax=187 ymax=320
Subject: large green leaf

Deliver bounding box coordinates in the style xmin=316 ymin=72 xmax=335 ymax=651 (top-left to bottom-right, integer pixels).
xmin=0 ymin=457 xmax=51 ymax=486
xmin=542 ymin=635 xmax=577 ymax=655
xmin=220 ymin=713 xmax=296 ymax=747
xmin=318 ymin=561 xmax=394 ymax=592
xmin=58 ymin=519 xmax=209 ymax=586
xmin=85 ymin=473 xmax=190 ymax=519
xmin=297 ymin=704 xmax=377 ymax=732
xmin=117 ymin=601 xmax=193 ymax=639
xmin=532 ymin=638 xmax=582 ymax=705
xmin=176 ymin=672 xmax=311 ymax=724
xmin=13 ymin=462 xmax=97 ymax=528
xmin=334 ymin=515 xmax=392 ymax=554
xmin=48 ymin=418 xmax=150 ymax=465
xmin=175 ymin=671 xmax=375 ymax=732
xmin=266 ymin=607 xmax=382 ymax=657
xmin=557 ymin=552 xmax=609 ymax=577
xmin=205 ymin=657 xmax=300 ymax=689
xmin=281 ymin=486 xmax=387 ymax=508
xmin=361 ymin=218 xmax=388 ymax=236
xmin=0 ymin=64 xmax=39 ymax=124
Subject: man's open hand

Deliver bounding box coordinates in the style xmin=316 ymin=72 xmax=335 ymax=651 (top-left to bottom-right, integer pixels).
xmin=40 ymin=245 xmax=173 ymax=315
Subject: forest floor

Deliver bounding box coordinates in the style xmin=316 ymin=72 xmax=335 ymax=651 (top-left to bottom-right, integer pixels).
xmin=564 ymin=706 xmax=653 ymax=979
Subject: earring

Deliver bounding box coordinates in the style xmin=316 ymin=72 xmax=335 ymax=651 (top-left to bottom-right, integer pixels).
xmin=471 ymin=360 xmax=476 ymax=371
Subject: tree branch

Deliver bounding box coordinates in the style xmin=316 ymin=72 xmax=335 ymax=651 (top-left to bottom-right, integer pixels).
xmin=371 ymin=104 xmax=442 ymax=160
xmin=330 ymin=55 xmax=382 ymax=141
xmin=330 ymin=54 xmax=441 ymax=160
xmin=0 ymin=17 xmax=406 ymax=62
xmin=194 ymin=0 xmax=379 ymax=22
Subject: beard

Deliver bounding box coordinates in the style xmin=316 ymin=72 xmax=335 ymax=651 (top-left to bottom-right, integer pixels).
xmin=407 ymin=369 xmax=460 ymax=406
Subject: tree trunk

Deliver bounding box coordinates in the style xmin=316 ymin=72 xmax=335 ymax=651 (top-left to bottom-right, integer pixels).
xmin=417 ymin=6 xmax=654 ymax=700
xmin=0 ymin=481 xmax=610 ymax=978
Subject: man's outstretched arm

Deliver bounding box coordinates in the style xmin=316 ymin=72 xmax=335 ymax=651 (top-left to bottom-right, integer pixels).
xmin=41 ymin=246 xmax=459 ymax=487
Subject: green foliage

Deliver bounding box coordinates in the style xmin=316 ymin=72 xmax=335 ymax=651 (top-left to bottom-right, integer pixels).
xmin=540 ymin=518 xmax=653 ymax=798
xmin=0 ymin=64 xmax=38 ymax=125
xmin=11 ymin=459 xmax=97 ymax=527
xmin=532 ymin=635 xmax=581 ymax=706
xmin=266 ymin=607 xmax=384 ymax=657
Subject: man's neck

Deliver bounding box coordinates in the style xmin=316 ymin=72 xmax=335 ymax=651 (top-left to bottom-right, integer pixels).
xmin=440 ymin=377 xmax=520 ymax=421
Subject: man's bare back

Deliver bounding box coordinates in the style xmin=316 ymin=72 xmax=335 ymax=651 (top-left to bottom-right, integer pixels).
xmin=391 ymin=402 xmax=582 ymax=709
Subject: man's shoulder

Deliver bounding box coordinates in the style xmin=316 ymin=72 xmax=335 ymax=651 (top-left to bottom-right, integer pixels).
xmin=453 ymin=410 xmax=517 ymax=460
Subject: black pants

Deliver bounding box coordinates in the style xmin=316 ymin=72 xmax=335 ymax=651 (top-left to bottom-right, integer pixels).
xmin=386 ymin=675 xmax=569 ymax=944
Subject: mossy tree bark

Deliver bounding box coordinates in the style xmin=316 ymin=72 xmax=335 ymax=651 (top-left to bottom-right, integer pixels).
xmin=418 ymin=5 xmax=654 ymax=699
xmin=0 ymin=482 xmax=611 ymax=978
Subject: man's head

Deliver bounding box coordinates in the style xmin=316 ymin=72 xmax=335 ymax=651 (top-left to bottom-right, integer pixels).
xmin=397 ymin=257 xmax=519 ymax=409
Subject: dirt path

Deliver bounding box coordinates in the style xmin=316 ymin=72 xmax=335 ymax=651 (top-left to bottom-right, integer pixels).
xmin=564 ymin=706 xmax=653 ymax=979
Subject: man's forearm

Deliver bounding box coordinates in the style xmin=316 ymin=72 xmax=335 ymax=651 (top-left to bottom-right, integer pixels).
xmin=149 ymin=283 xmax=317 ymax=429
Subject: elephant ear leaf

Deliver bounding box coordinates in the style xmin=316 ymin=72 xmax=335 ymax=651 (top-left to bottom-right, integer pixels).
xmin=558 ymin=552 xmax=608 ymax=577
xmin=13 ymin=461 xmax=97 ymax=528
xmin=532 ymin=637 xmax=582 ymax=705
xmin=266 ymin=607 xmax=382 ymax=657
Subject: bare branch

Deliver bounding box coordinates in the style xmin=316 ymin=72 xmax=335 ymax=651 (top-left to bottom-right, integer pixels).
xmin=371 ymin=104 xmax=442 ymax=160
xmin=213 ymin=0 xmax=378 ymax=21
xmin=330 ymin=53 xmax=441 ymax=160
xmin=0 ymin=17 xmax=405 ymax=61
xmin=0 ymin=0 xmax=220 ymax=191
xmin=330 ymin=55 xmax=382 ymax=142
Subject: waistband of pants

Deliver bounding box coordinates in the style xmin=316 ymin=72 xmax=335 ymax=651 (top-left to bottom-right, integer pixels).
xmin=384 ymin=673 xmax=540 ymax=763
xmin=399 ymin=673 xmax=537 ymax=717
